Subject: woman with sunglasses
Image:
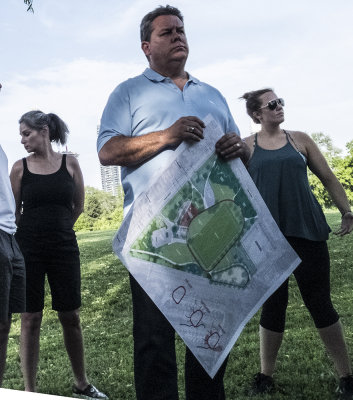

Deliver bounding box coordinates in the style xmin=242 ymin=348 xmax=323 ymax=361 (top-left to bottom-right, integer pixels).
xmin=240 ymin=88 xmax=353 ymax=398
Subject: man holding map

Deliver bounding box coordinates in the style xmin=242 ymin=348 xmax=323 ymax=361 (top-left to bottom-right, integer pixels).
xmin=97 ymin=5 xmax=249 ymax=400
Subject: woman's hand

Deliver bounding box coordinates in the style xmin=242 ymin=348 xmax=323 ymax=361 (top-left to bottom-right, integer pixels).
xmin=334 ymin=211 xmax=353 ymax=236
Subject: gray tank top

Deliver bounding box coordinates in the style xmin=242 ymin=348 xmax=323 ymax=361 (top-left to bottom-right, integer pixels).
xmin=247 ymin=131 xmax=330 ymax=241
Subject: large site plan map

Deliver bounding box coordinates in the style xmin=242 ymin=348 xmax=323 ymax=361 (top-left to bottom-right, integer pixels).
xmin=114 ymin=116 xmax=301 ymax=377
xmin=130 ymin=154 xmax=257 ymax=289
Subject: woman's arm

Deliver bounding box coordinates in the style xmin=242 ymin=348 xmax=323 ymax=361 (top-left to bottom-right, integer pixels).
xmin=66 ymin=155 xmax=84 ymax=224
xmin=9 ymin=160 xmax=24 ymax=225
xmin=301 ymin=132 xmax=352 ymax=235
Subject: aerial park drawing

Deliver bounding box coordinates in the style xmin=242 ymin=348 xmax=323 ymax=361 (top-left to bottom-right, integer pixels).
xmin=114 ymin=116 xmax=301 ymax=377
xmin=130 ymin=154 xmax=257 ymax=289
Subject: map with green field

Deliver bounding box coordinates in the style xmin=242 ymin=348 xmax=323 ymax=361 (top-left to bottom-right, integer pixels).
xmin=130 ymin=154 xmax=257 ymax=288
xmin=114 ymin=116 xmax=301 ymax=378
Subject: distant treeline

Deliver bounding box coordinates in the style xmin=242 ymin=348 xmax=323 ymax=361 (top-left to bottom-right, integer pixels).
xmin=308 ymin=133 xmax=353 ymax=208
xmin=75 ymin=133 xmax=352 ymax=232
xmin=74 ymin=186 xmax=124 ymax=232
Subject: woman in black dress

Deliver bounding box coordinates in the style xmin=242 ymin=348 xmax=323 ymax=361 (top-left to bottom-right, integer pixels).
xmin=10 ymin=111 xmax=107 ymax=399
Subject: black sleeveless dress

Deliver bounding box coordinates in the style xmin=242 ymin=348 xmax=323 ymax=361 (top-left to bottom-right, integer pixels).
xmin=15 ymin=155 xmax=81 ymax=312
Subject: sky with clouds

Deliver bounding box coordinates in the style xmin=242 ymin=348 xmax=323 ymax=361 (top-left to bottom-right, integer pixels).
xmin=1 ymin=0 xmax=353 ymax=190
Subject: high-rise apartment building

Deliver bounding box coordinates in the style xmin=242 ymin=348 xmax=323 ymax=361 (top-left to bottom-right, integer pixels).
xmin=100 ymin=164 xmax=122 ymax=196
xmin=97 ymin=125 xmax=122 ymax=196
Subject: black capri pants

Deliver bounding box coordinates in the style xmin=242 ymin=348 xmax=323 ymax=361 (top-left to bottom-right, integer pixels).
xmin=260 ymin=236 xmax=339 ymax=333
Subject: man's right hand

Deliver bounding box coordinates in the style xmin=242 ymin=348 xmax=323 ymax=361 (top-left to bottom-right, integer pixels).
xmin=99 ymin=116 xmax=205 ymax=167
xmin=164 ymin=116 xmax=205 ymax=146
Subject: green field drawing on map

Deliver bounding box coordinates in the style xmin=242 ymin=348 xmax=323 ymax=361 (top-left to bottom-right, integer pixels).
xmin=130 ymin=154 xmax=257 ymax=289
xmin=187 ymin=200 xmax=244 ymax=272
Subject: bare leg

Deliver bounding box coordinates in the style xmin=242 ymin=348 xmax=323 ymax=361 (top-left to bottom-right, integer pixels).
xmin=0 ymin=317 xmax=11 ymax=386
xmin=318 ymin=320 xmax=352 ymax=377
xmin=58 ymin=309 xmax=88 ymax=390
xmin=260 ymin=325 xmax=284 ymax=377
xmin=20 ymin=312 xmax=43 ymax=391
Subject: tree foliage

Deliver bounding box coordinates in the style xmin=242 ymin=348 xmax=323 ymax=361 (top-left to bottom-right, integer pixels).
xmin=311 ymin=132 xmax=342 ymax=163
xmin=24 ymin=0 xmax=34 ymax=12
xmin=334 ymin=141 xmax=353 ymax=204
xmin=74 ymin=186 xmax=124 ymax=232
xmin=308 ymin=133 xmax=353 ymax=208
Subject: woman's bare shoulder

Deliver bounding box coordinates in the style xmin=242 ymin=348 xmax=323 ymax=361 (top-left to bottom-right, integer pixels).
xmin=11 ymin=158 xmax=25 ymax=173
xmin=243 ymin=133 xmax=256 ymax=146
xmin=66 ymin=154 xmax=81 ymax=169
xmin=286 ymin=130 xmax=312 ymax=142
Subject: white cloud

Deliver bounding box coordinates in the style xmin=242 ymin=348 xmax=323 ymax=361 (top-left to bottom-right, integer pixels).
xmin=1 ymin=59 xmax=145 ymax=188
xmin=1 ymin=0 xmax=353 ymax=192
xmin=2 ymin=45 xmax=352 ymax=193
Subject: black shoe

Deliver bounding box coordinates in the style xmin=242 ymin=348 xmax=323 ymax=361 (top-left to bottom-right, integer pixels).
xmin=72 ymin=384 xmax=109 ymax=399
xmin=337 ymin=375 xmax=353 ymax=399
xmin=247 ymin=372 xmax=275 ymax=396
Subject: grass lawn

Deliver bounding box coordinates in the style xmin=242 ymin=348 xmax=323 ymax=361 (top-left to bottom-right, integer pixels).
xmin=3 ymin=212 xmax=352 ymax=399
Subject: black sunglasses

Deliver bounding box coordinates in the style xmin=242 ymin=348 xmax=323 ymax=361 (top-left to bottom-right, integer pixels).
xmin=260 ymin=98 xmax=285 ymax=110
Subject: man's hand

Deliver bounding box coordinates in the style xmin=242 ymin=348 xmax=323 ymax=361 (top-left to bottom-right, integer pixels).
xmin=99 ymin=116 xmax=205 ymax=167
xmin=164 ymin=116 xmax=205 ymax=145
xmin=215 ymin=133 xmax=250 ymax=164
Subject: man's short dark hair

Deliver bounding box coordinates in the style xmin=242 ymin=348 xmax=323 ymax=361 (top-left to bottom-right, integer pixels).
xmin=140 ymin=5 xmax=184 ymax=42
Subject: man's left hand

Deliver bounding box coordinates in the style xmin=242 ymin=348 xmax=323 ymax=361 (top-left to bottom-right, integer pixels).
xmin=215 ymin=133 xmax=250 ymax=164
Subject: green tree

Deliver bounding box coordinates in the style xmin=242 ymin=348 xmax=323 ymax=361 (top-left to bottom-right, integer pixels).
xmin=74 ymin=186 xmax=124 ymax=231
xmin=74 ymin=213 xmax=95 ymax=232
xmin=311 ymin=132 xmax=342 ymax=163
xmin=85 ymin=194 xmax=103 ymax=219
xmin=346 ymin=139 xmax=353 ymax=157
xmin=92 ymin=194 xmax=124 ymax=230
xmin=308 ymin=134 xmax=353 ymax=208
xmin=84 ymin=186 xmax=118 ymax=218
xmin=333 ymin=141 xmax=353 ymax=203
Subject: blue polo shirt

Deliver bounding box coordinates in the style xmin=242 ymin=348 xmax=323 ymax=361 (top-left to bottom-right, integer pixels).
xmin=0 ymin=145 xmax=17 ymax=234
xmin=97 ymin=68 xmax=239 ymax=214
